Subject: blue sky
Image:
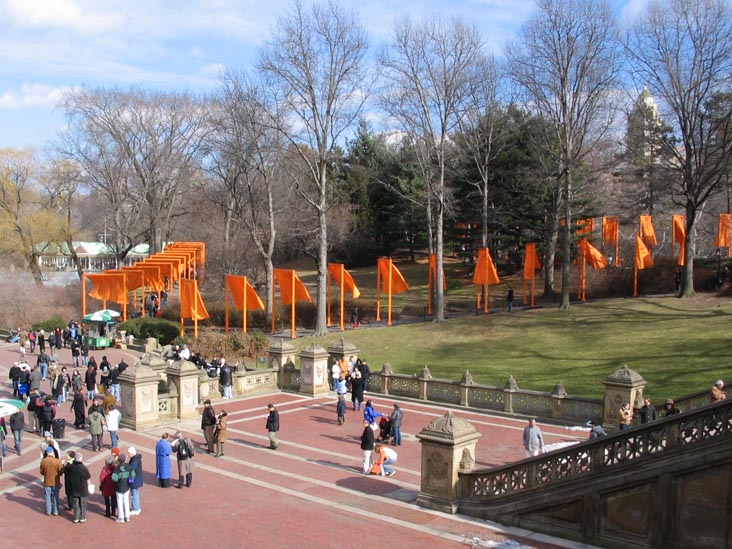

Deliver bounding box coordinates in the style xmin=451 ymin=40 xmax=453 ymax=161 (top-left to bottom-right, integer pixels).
xmin=0 ymin=0 xmax=648 ymax=150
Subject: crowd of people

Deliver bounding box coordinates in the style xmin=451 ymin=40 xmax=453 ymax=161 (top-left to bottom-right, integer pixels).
xmin=5 ymin=327 xmax=729 ymax=529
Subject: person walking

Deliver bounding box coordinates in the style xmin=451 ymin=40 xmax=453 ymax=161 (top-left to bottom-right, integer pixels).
xmin=40 ymin=446 xmax=63 ymax=515
xmin=507 ymin=286 xmax=514 ymax=312
xmin=9 ymin=408 xmax=24 ymax=455
xmin=266 ymin=404 xmax=280 ymax=450
xmin=360 ymin=420 xmax=375 ymax=474
xmin=522 ymin=418 xmax=544 ymax=457
xmin=128 ymin=447 xmax=143 ymax=515
xmin=65 ymin=451 xmax=91 ymax=523
xmin=201 ymin=399 xmax=217 ymax=454
xmin=155 ymin=433 xmax=172 ymax=488
xmin=171 ymin=432 xmax=195 ymax=487
xmin=389 ymin=404 xmax=403 ymax=446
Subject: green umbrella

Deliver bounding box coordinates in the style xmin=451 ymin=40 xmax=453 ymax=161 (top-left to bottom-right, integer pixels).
xmin=0 ymin=399 xmax=24 ymax=417
xmin=83 ymin=309 xmax=120 ymax=322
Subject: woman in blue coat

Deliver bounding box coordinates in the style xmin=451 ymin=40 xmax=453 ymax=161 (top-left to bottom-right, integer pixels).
xmin=155 ymin=433 xmax=172 ymax=488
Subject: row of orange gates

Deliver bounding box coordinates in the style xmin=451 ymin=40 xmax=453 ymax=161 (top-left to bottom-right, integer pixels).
xmin=81 ymin=214 xmax=732 ymax=339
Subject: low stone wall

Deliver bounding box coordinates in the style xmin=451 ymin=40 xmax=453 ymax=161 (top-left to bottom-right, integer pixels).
xmin=198 ymin=366 xmax=278 ymax=401
xmin=370 ymin=365 xmax=604 ymax=424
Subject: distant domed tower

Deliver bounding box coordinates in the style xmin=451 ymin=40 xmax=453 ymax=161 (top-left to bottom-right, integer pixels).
xmin=627 ymin=86 xmax=662 ymax=161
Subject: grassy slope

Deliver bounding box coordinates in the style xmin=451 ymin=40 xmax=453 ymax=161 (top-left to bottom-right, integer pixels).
xmin=292 ymin=295 xmax=731 ymax=400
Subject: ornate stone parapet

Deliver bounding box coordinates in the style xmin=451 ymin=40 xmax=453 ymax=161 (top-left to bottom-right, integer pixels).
xmin=166 ymin=359 xmax=200 ymax=420
xmin=118 ymin=357 xmax=161 ymax=430
xmin=603 ymin=365 xmax=646 ymax=426
xmin=299 ymin=344 xmax=329 ymax=396
xmin=416 ymin=410 xmax=481 ymax=514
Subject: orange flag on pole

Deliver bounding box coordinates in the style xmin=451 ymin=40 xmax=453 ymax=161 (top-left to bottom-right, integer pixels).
xmin=376 ymin=258 xmax=409 ymax=326
xmin=602 ymin=216 xmax=619 ymax=245
xmin=639 ymin=215 xmax=657 ymax=247
xmin=225 ymin=274 xmax=264 ymax=334
xmin=327 ymin=263 xmax=360 ymax=331
xmin=273 ymin=269 xmax=312 ymax=338
xmin=635 ymin=235 xmax=653 ymax=270
xmin=578 ymin=238 xmax=607 ymax=301
xmin=715 ymin=213 xmax=732 ymax=253
xmin=472 ymin=248 xmax=500 ymax=313
xmin=580 ymin=239 xmax=608 ymax=270
xmin=179 ymin=278 xmax=209 ymax=338
xmin=634 ymin=233 xmax=653 ymax=297
xmin=523 ymin=243 xmax=541 ymax=306
xmin=672 ymin=214 xmax=686 ymax=266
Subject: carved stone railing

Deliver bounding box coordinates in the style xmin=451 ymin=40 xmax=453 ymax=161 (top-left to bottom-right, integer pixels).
xmin=198 ymin=367 xmax=278 ymax=400
xmin=369 ymin=368 xmax=604 ymax=424
xmin=459 ymin=398 xmax=732 ymax=503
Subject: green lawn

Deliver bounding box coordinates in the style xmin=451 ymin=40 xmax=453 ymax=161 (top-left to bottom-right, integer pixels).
xmin=292 ymin=296 xmax=731 ymax=400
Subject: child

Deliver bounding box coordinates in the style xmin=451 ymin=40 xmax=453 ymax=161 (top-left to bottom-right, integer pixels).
xmin=336 ymin=395 xmax=346 ymax=425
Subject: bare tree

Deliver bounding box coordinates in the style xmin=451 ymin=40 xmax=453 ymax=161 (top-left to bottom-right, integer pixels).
xmin=60 ymin=88 xmax=210 ymax=259
xmin=625 ymin=0 xmax=732 ymax=297
xmin=0 ymin=149 xmax=65 ymax=285
xmin=257 ymin=0 xmax=369 ymax=336
xmin=203 ymin=70 xmax=288 ymax=320
xmin=507 ymin=0 xmax=621 ymax=308
xmin=42 ymin=157 xmax=87 ymax=280
xmin=380 ymin=15 xmax=487 ymax=322
xmin=456 ymin=54 xmax=506 ymax=249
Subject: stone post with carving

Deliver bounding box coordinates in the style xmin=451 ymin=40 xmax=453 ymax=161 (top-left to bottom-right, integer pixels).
xmin=504 ymin=375 xmax=518 ymax=414
xmin=166 ymin=359 xmax=200 ymax=420
xmin=326 ymin=338 xmax=360 ymax=370
xmin=416 ymin=410 xmax=481 ymax=514
xmin=550 ymin=382 xmax=567 ymax=419
xmin=299 ymin=344 xmax=329 ymax=396
xmin=603 ymin=365 xmax=646 ymax=427
xmin=419 ymin=366 xmax=432 ymax=400
xmin=118 ymin=357 xmax=161 ymax=430
xmin=268 ymin=339 xmax=296 ymax=389
xmin=460 ymin=371 xmax=474 ymax=406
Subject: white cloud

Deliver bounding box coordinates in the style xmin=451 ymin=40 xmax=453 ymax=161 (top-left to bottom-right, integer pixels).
xmin=3 ymin=0 xmax=122 ymax=34
xmin=199 ymin=63 xmax=225 ymax=78
xmin=0 ymin=83 xmax=78 ymax=110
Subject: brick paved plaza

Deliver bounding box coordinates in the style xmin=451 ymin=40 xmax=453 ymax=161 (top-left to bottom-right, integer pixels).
xmin=0 ymin=341 xmax=593 ymax=548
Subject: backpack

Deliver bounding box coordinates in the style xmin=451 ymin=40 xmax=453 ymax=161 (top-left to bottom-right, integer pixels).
xmin=27 ymin=397 xmax=36 ymax=412
xmin=177 ymin=439 xmax=189 ymax=460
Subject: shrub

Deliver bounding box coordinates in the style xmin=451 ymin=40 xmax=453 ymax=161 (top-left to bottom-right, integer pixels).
xmin=117 ymin=317 xmax=181 ymax=345
xmin=32 ymin=317 xmax=67 ymax=332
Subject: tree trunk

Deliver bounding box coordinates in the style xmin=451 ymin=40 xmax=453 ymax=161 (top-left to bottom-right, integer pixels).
xmin=679 ymin=206 xmax=699 ymax=297
xmin=434 ymin=161 xmax=446 ymax=322
xmin=543 ymin=185 xmax=561 ymax=297
xmin=559 ymin=170 xmax=572 ymax=309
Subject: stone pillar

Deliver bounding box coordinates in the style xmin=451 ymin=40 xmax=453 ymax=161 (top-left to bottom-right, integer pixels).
xmin=460 ymin=371 xmax=474 ymax=407
xmin=299 ymin=344 xmax=330 ymax=396
xmin=166 ymin=359 xmax=201 ymax=420
xmin=550 ymin=382 xmax=567 ymax=419
xmin=118 ymin=358 xmax=160 ymax=430
xmin=419 ymin=366 xmax=432 ymax=400
xmin=603 ymin=365 xmax=646 ymax=426
xmin=504 ymin=375 xmax=518 ymax=414
xmin=379 ymin=362 xmax=393 ymax=395
xmin=268 ymin=339 xmax=296 ymax=389
xmin=416 ymin=410 xmax=481 ymax=514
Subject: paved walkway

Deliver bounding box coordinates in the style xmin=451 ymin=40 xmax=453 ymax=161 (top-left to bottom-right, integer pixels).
xmin=0 ymin=341 xmax=597 ymax=548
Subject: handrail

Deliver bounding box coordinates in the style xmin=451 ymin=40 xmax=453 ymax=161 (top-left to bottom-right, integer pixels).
xmin=461 ymin=397 xmax=732 ymax=502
